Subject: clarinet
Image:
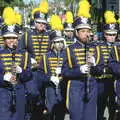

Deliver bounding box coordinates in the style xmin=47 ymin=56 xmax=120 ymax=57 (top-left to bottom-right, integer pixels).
xmin=10 ymin=45 xmax=17 ymax=113
xmin=83 ymin=44 xmax=91 ymax=103
xmin=55 ymin=51 xmax=61 ymax=95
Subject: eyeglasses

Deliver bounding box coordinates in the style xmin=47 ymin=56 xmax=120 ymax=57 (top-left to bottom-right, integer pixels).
xmin=65 ymin=30 xmax=74 ymax=32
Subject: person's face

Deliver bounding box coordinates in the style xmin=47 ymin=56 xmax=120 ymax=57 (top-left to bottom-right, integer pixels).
xmin=104 ymin=33 xmax=117 ymax=43
xmin=76 ymin=28 xmax=91 ymax=43
xmin=53 ymin=40 xmax=64 ymax=52
xmin=93 ymin=34 xmax=98 ymax=41
xmin=35 ymin=22 xmax=46 ymax=32
xmin=64 ymin=30 xmax=74 ymax=38
xmin=4 ymin=37 xmax=18 ymax=49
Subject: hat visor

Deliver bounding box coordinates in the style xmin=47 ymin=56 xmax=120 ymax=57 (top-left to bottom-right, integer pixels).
xmin=52 ymin=37 xmax=65 ymax=42
xmin=64 ymin=28 xmax=74 ymax=31
xmin=75 ymin=24 xmax=91 ymax=30
xmin=35 ymin=19 xmax=47 ymax=24
xmin=3 ymin=33 xmax=18 ymax=38
xmin=104 ymin=30 xmax=117 ymax=34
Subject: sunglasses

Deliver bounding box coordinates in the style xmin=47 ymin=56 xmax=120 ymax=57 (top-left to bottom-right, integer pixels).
xmin=105 ymin=33 xmax=117 ymax=36
xmin=4 ymin=37 xmax=18 ymax=39
xmin=54 ymin=41 xmax=63 ymax=43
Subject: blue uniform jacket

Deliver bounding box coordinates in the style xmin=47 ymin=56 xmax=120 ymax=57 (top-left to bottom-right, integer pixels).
xmin=0 ymin=47 xmax=32 ymax=120
xmin=0 ymin=48 xmax=32 ymax=86
xmin=61 ymin=40 xmax=104 ymax=80
xmin=38 ymin=50 xmax=66 ymax=83
xmin=19 ymin=29 xmax=50 ymax=62
xmin=108 ymin=45 xmax=120 ymax=77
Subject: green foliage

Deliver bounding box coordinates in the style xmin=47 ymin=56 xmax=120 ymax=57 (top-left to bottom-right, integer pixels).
xmin=10 ymin=0 xmax=24 ymax=7
xmin=0 ymin=0 xmax=25 ymax=15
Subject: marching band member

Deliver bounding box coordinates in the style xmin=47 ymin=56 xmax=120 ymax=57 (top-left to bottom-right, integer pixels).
xmin=61 ymin=1 xmax=104 ymax=120
xmin=0 ymin=7 xmax=32 ymax=120
xmin=97 ymin=11 xmax=118 ymax=120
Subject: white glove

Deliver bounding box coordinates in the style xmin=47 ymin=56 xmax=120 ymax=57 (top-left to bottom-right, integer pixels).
xmin=88 ymin=56 xmax=96 ymax=66
xmin=31 ymin=58 xmax=37 ymax=64
xmin=80 ymin=64 xmax=90 ymax=74
xmin=4 ymin=72 xmax=12 ymax=81
xmin=50 ymin=76 xmax=59 ymax=86
xmin=55 ymin=67 xmax=61 ymax=75
xmin=16 ymin=65 xmax=22 ymax=73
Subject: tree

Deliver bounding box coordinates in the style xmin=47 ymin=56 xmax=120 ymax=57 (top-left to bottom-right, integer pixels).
xmin=0 ymin=0 xmax=25 ymax=15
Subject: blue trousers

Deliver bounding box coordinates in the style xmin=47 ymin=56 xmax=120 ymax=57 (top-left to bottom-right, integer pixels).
xmin=67 ymin=80 xmax=97 ymax=120
xmin=0 ymin=84 xmax=26 ymax=120
xmin=97 ymin=79 xmax=116 ymax=120
xmin=45 ymin=84 xmax=65 ymax=120
xmin=115 ymin=80 xmax=120 ymax=105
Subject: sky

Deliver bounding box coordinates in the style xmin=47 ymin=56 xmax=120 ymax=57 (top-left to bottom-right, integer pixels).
xmin=23 ymin=0 xmax=53 ymax=5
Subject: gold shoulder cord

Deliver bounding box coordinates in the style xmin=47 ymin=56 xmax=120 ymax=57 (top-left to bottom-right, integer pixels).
xmin=43 ymin=55 xmax=47 ymax=74
xmin=24 ymin=52 xmax=28 ymax=70
xmin=66 ymin=47 xmax=72 ymax=68
xmin=114 ymin=46 xmax=119 ymax=62
xmin=96 ymin=46 xmax=100 ymax=65
xmin=25 ymin=32 xmax=28 ymax=49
